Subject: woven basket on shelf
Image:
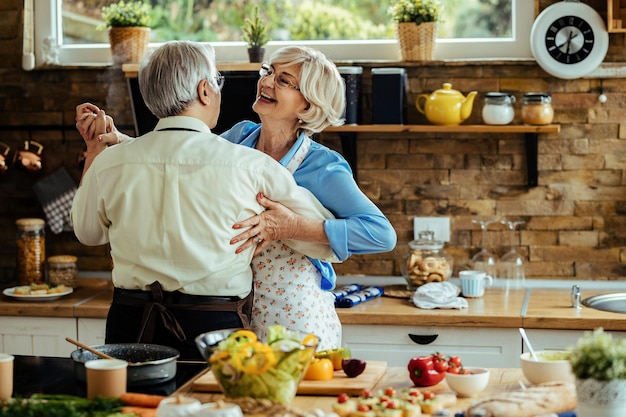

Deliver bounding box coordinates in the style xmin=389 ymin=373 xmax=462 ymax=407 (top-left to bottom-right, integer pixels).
xmin=108 ymin=26 xmax=151 ymax=65
xmin=396 ymin=21 xmax=437 ymax=61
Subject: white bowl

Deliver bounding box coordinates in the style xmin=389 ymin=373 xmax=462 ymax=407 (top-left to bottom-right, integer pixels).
xmin=520 ymin=350 xmax=574 ymax=385
xmin=445 ymin=367 xmax=490 ymax=397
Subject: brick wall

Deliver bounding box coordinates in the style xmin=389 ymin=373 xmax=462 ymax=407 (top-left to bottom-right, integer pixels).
xmin=1 ymin=0 xmax=626 ymax=284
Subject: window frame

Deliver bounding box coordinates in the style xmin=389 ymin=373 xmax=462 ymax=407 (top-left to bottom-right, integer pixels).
xmin=30 ymin=0 xmax=534 ymax=69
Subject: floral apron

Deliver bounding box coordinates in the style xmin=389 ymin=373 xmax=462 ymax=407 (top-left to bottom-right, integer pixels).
xmin=249 ymin=136 xmax=342 ymax=350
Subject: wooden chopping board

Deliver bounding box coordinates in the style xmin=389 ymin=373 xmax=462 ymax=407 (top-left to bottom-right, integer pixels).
xmin=193 ymin=361 xmax=387 ymax=396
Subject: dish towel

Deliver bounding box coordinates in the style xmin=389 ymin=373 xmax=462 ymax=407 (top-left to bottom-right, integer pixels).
xmin=32 ymin=167 xmax=77 ymax=234
xmin=412 ymin=281 xmax=468 ymax=310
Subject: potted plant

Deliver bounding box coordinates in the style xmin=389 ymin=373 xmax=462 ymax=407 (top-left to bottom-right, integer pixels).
xmin=388 ymin=0 xmax=442 ymax=61
xmin=242 ymin=6 xmax=269 ymax=63
xmin=100 ymin=0 xmax=153 ymax=65
xmin=568 ymin=328 xmax=626 ymax=417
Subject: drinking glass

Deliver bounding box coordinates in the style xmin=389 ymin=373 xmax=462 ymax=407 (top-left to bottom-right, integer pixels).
xmin=471 ymin=219 xmax=498 ymax=280
xmin=500 ymin=219 xmax=526 ymax=289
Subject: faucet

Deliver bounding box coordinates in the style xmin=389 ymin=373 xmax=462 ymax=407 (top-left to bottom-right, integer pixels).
xmin=571 ymin=285 xmax=582 ymax=309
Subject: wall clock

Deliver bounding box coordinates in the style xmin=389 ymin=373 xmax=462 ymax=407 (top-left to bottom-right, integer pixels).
xmin=530 ymin=0 xmax=609 ymax=79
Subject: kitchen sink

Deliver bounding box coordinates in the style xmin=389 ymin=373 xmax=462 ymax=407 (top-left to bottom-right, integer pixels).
xmin=582 ymin=293 xmax=626 ymax=314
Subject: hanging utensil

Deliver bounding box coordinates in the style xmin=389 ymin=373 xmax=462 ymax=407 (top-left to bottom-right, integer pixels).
xmin=519 ymin=328 xmax=538 ymax=361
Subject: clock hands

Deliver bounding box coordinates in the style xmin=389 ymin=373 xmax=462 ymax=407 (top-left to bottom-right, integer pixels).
xmin=556 ymin=30 xmax=577 ymax=53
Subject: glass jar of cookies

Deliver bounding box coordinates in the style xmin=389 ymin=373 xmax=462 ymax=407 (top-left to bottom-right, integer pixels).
xmin=15 ymin=218 xmax=46 ymax=285
xmin=48 ymin=255 xmax=78 ymax=288
xmin=402 ymin=230 xmax=453 ymax=290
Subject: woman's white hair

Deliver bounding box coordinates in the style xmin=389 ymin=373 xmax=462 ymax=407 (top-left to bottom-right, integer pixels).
xmin=139 ymin=41 xmax=221 ymax=118
xmin=269 ymin=46 xmax=346 ymax=136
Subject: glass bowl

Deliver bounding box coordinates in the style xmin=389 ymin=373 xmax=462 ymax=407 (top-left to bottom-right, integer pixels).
xmin=197 ymin=326 xmax=318 ymax=404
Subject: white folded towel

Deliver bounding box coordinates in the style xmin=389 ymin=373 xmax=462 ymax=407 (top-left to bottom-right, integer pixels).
xmin=412 ymin=281 xmax=469 ymax=310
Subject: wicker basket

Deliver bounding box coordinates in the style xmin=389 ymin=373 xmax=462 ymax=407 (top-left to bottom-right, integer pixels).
xmin=108 ymin=27 xmax=151 ymax=65
xmin=396 ymin=22 xmax=437 ymax=61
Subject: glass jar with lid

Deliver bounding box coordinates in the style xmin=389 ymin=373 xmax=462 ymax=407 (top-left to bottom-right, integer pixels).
xmin=521 ymin=92 xmax=554 ymax=125
xmin=401 ymin=230 xmax=453 ymax=290
xmin=15 ymin=218 xmax=46 ymax=285
xmin=482 ymin=92 xmax=515 ymax=125
xmin=48 ymin=255 xmax=78 ymax=288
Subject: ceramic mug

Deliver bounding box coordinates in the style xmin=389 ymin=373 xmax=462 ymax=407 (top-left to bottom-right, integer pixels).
xmin=459 ymin=270 xmax=493 ymax=298
xmin=85 ymin=359 xmax=127 ymax=399
xmin=0 ymin=353 xmax=14 ymax=400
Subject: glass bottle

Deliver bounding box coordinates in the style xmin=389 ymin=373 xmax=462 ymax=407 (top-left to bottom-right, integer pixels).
xmin=482 ymin=92 xmax=515 ymax=125
xmin=15 ymin=218 xmax=46 ymax=285
xmin=47 ymin=255 xmax=78 ymax=288
xmin=402 ymin=230 xmax=453 ymax=290
xmin=522 ymin=93 xmax=554 ymax=125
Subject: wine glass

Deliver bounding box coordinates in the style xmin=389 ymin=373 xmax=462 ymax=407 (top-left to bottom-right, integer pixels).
xmin=500 ymin=219 xmax=526 ymax=290
xmin=471 ymin=218 xmax=498 ymax=280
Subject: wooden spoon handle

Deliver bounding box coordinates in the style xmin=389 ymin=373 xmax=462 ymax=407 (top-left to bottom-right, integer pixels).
xmin=65 ymin=337 xmax=115 ymax=360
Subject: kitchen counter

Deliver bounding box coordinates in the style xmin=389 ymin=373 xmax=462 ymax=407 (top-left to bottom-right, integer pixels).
xmin=2 ymin=278 xmax=626 ymax=330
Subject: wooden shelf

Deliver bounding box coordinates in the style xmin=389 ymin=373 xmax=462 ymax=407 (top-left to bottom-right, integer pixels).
xmin=322 ymin=124 xmax=560 ymax=188
xmin=324 ymin=124 xmax=560 ymax=134
xmin=608 ymin=0 xmax=626 ymax=32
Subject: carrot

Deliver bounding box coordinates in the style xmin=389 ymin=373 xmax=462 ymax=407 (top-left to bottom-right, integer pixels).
xmin=121 ymin=406 xmax=158 ymax=417
xmin=120 ymin=392 xmax=166 ymax=408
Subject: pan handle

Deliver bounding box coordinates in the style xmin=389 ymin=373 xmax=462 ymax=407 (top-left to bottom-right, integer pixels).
xmin=65 ymin=337 xmax=115 ymax=360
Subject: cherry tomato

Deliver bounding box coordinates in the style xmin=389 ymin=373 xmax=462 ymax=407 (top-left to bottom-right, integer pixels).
xmin=304 ymin=358 xmax=334 ymax=381
xmin=448 ymin=355 xmax=462 ymax=367
xmin=447 ymin=364 xmax=460 ymax=374
xmin=422 ymin=391 xmax=435 ymax=400
xmin=433 ymin=357 xmax=449 ymax=373
xmin=337 ymin=393 xmax=350 ymax=404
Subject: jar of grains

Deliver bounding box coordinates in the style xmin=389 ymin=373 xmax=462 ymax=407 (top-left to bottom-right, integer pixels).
xmin=48 ymin=255 xmax=78 ymax=288
xmin=521 ymin=92 xmax=554 ymax=125
xmin=15 ymin=218 xmax=46 ymax=285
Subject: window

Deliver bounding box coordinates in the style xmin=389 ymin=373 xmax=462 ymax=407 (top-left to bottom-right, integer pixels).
xmin=28 ymin=0 xmax=534 ymax=70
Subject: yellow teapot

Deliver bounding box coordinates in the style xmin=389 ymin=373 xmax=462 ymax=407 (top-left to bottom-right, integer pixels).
xmin=416 ymin=83 xmax=478 ymax=125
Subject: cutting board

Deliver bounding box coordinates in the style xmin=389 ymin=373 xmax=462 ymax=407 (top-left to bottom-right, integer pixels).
xmin=193 ymin=361 xmax=387 ymax=396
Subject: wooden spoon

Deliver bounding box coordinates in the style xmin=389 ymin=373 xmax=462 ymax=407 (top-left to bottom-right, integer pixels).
xmin=65 ymin=336 xmax=115 ymax=360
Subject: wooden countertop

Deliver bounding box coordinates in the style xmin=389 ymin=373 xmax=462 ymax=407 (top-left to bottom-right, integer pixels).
xmin=3 ymin=279 xmax=626 ymax=331
xmin=175 ymin=367 xmax=527 ymax=416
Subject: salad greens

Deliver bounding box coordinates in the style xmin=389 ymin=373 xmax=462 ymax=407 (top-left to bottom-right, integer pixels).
xmin=209 ymin=325 xmax=317 ymax=404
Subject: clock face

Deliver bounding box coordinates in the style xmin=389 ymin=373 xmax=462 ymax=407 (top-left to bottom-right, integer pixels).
xmin=530 ymin=2 xmax=609 ymax=79
xmin=545 ymin=15 xmax=594 ymax=64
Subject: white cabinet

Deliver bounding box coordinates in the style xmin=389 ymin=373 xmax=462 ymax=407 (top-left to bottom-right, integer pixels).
xmin=0 ymin=317 xmax=77 ymax=357
xmin=343 ymin=324 xmax=521 ymax=367
xmin=77 ymin=318 xmax=107 ymax=346
xmin=524 ymin=329 xmax=626 ymax=352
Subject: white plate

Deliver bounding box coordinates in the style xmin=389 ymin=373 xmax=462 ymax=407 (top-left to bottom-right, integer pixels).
xmin=2 ymin=286 xmax=73 ymax=301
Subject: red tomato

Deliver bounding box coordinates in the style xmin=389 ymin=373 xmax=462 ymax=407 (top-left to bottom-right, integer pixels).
xmin=458 ymin=367 xmax=470 ymax=375
xmin=357 ymin=404 xmax=371 ymax=412
xmin=433 ymin=357 xmax=449 ymax=373
xmin=337 ymin=393 xmax=350 ymax=403
xmin=384 ymin=387 xmax=396 ymax=397
xmin=304 ymin=358 xmax=334 ymax=381
xmin=422 ymin=391 xmax=435 ymax=400
xmin=447 ymin=364 xmax=460 ymax=374
xmin=448 ymin=356 xmax=462 ymax=367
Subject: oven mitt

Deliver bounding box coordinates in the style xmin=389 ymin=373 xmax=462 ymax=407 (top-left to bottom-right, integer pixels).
xmin=412 ymin=281 xmax=468 ymax=309
xmin=32 ymin=167 xmax=77 ymax=234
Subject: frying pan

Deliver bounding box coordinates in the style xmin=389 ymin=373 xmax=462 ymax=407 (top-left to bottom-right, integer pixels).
xmin=71 ymin=343 xmax=180 ymax=386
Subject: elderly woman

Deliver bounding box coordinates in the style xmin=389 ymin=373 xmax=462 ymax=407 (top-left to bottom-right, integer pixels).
xmin=76 ymin=46 xmax=396 ymax=350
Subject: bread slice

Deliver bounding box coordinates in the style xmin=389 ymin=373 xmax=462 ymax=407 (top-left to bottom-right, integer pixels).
xmin=465 ymin=381 xmax=576 ymax=417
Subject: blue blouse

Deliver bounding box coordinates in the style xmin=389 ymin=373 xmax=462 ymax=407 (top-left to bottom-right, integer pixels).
xmin=221 ymin=121 xmax=397 ymax=288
